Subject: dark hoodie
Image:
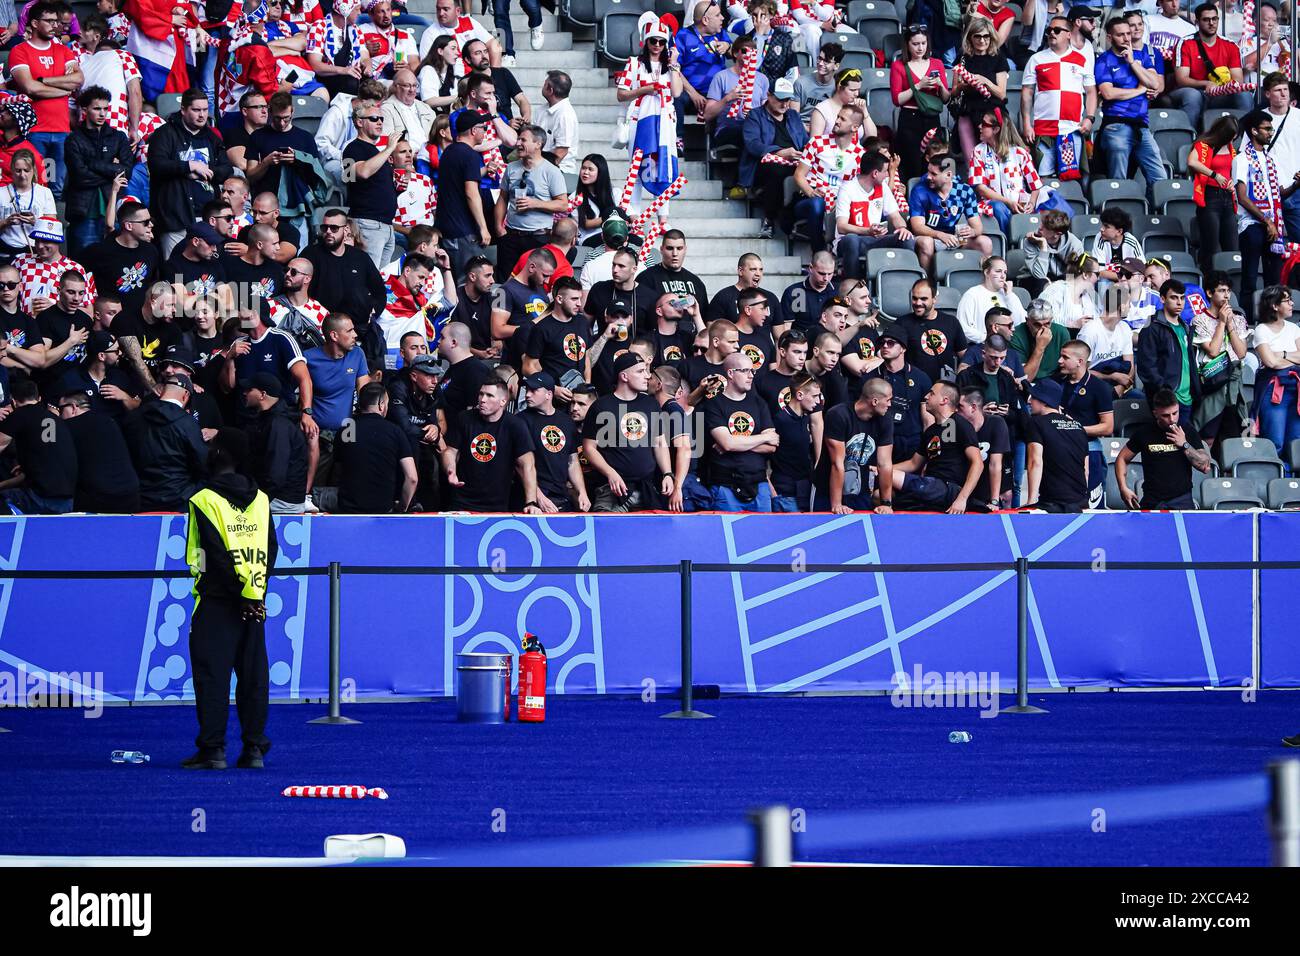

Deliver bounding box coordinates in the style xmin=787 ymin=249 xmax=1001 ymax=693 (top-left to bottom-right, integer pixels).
xmin=190 ymin=470 xmax=279 ymax=604
xmin=123 ymin=398 xmax=208 ymax=511
xmin=147 ymin=112 xmax=234 ymax=234
xmin=246 ymin=397 xmax=307 ymax=505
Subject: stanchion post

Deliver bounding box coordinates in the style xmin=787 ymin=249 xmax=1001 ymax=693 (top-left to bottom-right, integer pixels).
xmin=309 ymin=561 xmax=360 ymax=725
xmin=1269 ymin=760 xmax=1300 ymax=867
xmin=1001 ymin=557 xmax=1047 ymax=715
xmin=749 ymin=805 xmax=792 ymax=866
xmin=662 ymin=559 xmax=713 ymax=719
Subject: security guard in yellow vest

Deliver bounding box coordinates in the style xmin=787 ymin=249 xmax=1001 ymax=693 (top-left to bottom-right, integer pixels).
xmin=182 ymin=429 xmax=279 ymax=770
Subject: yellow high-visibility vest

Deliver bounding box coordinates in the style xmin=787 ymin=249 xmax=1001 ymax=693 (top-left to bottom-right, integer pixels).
xmin=186 ymin=487 xmax=273 ymax=602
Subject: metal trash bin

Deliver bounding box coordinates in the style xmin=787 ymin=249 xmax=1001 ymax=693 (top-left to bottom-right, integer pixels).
xmin=456 ymin=652 xmax=513 ymax=724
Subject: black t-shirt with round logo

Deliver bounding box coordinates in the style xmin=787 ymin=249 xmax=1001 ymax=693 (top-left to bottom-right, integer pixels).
xmin=647 ymin=324 xmax=695 ymax=367
xmin=679 ymin=355 xmax=727 ymax=396
xmin=448 ymin=407 xmax=534 ymax=512
xmin=580 ymin=392 xmax=661 ymax=483
xmin=701 ymin=389 xmax=774 ymax=481
xmin=736 ymin=325 xmax=775 ymax=370
xmin=521 ymin=406 xmax=578 ymax=503
xmin=813 ymin=403 xmax=893 ymax=500
xmin=755 ymin=367 xmax=794 ymax=416
xmin=900 ymin=312 xmax=968 ymax=385
xmin=525 ymin=315 xmax=593 ymax=384
xmin=843 ymin=326 xmax=880 ymax=396
xmin=919 ymin=413 xmax=979 ymax=486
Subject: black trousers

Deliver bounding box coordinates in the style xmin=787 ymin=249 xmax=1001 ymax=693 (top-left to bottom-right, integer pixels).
xmin=189 ymin=596 xmax=271 ymax=753
xmin=1239 ymin=222 xmax=1283 ymax=324
xmin=494 ymin=229 xmax=548 ymax=282
xmin=1195 ymin=187 xmax=1239 ymax=276
xmin=894 ymin=108 xmax=940 ymax=184
xmin=754 ymin=163 xmax=795 ymax=223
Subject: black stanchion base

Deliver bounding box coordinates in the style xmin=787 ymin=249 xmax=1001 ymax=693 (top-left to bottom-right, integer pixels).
xmin=308 ymin=715 xmax=362 ymax=725
xmin=1000 ymin=704 xmax=1049 ymax=715
xmin=661 ymin=710 xmax=714 ymax=719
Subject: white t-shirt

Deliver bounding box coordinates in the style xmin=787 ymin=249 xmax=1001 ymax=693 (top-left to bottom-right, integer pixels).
xmin=538 ymin=99 xmax=580 ymax=175
xmin=1265 ymin=105 xmax=1300 ymax=184
xmin=1078 ymin=317 xmax=1134 ymax=367
xmin=833 ymin=176 xmax=900 ymax=236
xmin=1251 ymin=319 xmax=1300 ymax=355
xmin=956 ymin=284 xmax=1026 ymax=344
xmin=0 ymin=183 xmax=56 ymax=250
xmin=417 ymin=16 xmax=492 ymax=60
xmin=1145 ymin=12 xmax=1196 ymax=58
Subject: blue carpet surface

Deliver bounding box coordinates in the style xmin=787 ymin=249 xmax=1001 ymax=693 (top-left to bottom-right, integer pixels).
xmin=0 ymin=693 xmax=1295 ymax=865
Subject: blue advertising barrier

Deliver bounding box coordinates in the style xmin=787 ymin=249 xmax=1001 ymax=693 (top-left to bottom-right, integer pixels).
xmin=0 ymin=511 xmax=1287 ymax=702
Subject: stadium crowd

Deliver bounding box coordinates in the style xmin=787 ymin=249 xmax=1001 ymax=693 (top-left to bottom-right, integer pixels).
xmin=0 ymin=0 xmax=1294 ymax=515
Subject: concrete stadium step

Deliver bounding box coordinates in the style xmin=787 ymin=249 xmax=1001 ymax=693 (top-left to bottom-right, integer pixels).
xmin=513 ymin=66 xmax=608 ymax=88
xmin=503 ymin=48 xmax=593 ymax=67
xmin=502 ymin=31 xmax=573 ymax=50
xmin=565 ymin=86 xmax=620 ymax=105
xmin=609 ymin=159 xmax=710 ymax=179
xmin=653 ymin=201 xmax=750 ymax=219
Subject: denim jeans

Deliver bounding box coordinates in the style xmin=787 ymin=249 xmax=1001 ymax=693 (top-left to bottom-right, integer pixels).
xmin=1168 ymin=87 xmax=1253 ymax=135
xmin=836 ymin=231 xmax=917 ymax=278
xmin=791 ymin=195 xmax=826 ymax=251
xmin=709 ymin=482 xmax=772 ymax=512
xmin=67 ymin=217 xmax=104 ymax=257
xmin=29 ymin=131 xmax=66 ymax=199
xmin=354 ymin=218 xmax=396 ymax=271
xmin=492 ymin=0 xmax=542 ymax=55
xmin=2 ymin=487 xmax=73 ymax=515
xmin=1097 ymin=122 xmax=1167 ymax=202
xmin=771 ymin=480 xmax=810 ymax=513
xmin=1258 ymin=381 xmax=1300 ymax=450
xmin=1032 ymin=132 xmax=1087 ymax=179
xmin=680 ymin=472 xmax=714 ymax=512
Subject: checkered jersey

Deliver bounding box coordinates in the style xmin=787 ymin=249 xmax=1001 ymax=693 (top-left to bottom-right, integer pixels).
xmin=797 ymin=134 xmax=865 ymax=199
xmin=78 ymin=48 xmax=141 ymax=135
xmin=135 ymin=112 xmax=165 ymax=159
xmin=1022 ymin=47 xmax=1094 ymax=137
xmin=286 ymin=0 xmax=324 ymax=24
xmin=306 ymin=18 xmax=362 ymax=65
xmin=270 ymin=295 xmax=330 ymax=330
xmin=107 ymin=13 xmax=130 ymax=44
xmin=13 ymin=254 xmax=97 ymax=312
xmin=968 ymin=143 xmax=1043 ymax=215
xmin=394 ymin=169 xmax=435 ymax=228
xmin=358 ymin=24 xmax=417 ymax=76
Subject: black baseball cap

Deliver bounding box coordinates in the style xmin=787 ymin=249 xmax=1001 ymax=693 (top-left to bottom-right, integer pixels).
xmin=522 ymin=370 xmax=556 ymax=391
xmin=239 ymin=371 xmax=282 ymax=397
xmin=410 ymin=356 xmax=449 ymax=377
xmin=162 ymin=344 xmax=195 ymax=372
xmin=606 ymin=298 xmax=632 ymax=317
xmin=612 ymin=352 xmax=645 ymax=376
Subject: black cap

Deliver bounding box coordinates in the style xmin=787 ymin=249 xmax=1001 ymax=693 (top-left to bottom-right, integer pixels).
xmin=876 ymin=321 xmax=906 ymax=345
xmin=454 ymin=110 xmax=492 ymax=135
xmin=240 ymin=371 xmax=282 ymax=397
xmin=162 ymin=344 xmax=195 ymax=372
xmin=87 ymin=330 xmax=116 ymax=356
xmin=162 ymin=372 xmax=193 ymax=393
xmin=606 ymin=298 xmax=632 ymax=317
xmin=409 ymin=356 xmax=449 ymax=377
xmin=612 ymin=351 xmax=645 ymax=377
xmin=1066 ymin=4 xmax=1100 ymax=20
xmin=522 ymin=370 xmax=557 ymax=391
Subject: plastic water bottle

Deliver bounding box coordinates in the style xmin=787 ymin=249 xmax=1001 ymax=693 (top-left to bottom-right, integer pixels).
xmin=948 ymin=732 xmax=972 ymax=744
xmin=111 ymin=751 xmax=150 ymax=764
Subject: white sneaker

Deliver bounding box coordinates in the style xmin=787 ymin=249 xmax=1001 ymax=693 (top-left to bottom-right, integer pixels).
xmin=303 ymin=495 xmax=320 ymax=514
xmin=530 ymin=26 xmax=544 ymax=50
xmin=500 ymin=53 xmax=517 ymax=66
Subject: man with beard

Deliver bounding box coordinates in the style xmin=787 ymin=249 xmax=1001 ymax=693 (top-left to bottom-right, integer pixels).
xmin=223 ymin=223 xmax=286 ymax=304
xmin=301 ymin=208 xmax=388 ymax=369
xmin=863 ymin=321 xmax=932 ymax=462
xmin=702 ymin=352 xmax=779 ymax=512
xmin=643 ymin=294 xmax=697 ymax=368
xmin=706 ymin=253 xmax=785 ymax=328
xmin=489 ymin=246 xmax=555 ymax=371
xmin=268 ymin=257 xmax=331 ymax=350
xmin=386 ymin=353 xmax=446 ymax=511
xmin=584 ymin=248 xmax=642 ymax=329
xmin=900 ymin=277 xmax=967 ymax=386
xmin=520 ymin=371 xmax=588 ymax=512
xmin=581 ymin=353 xmax=673 ymax=512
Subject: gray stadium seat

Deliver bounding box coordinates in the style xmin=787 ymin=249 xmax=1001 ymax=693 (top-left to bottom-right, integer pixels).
xmin=1202 ymin=107 xmax=1246 ymax=132
xmin=1268 ymin=478 xmax=1300 ymax=509
xmin=822 ymin=32 xmax=874 ymax=55
xmin=1005 ymin=248 xmax=1027 ymax=279
xmin=935 ymin=286 xmax=962 ymax=311
xmin=598 ymin=11 xmax=644 ymax=64
xmin=1089 ymin=178 xmax=1146 ymax=210
xmin=562 ymin=0 xmax=600 ymax=27
xmin=1104 ymin=459 xmax=1142 ymax=509
xmin=291 ymin=96 xmax=328 ymax=118
xmin=1100 ymin=436 xmax=1128 ymax=464
xmin=1135 ymin=215 xmax=1189 ymax=254
xmin=1153 ymin=178 xmax=1194 ymax=211
xmin=880 ymin=269 xmax=924 ymax=319
xmin=1149 ymin=108 xmax=1194 ymax=133
xmin=1113 ymin=398 xmax=1152 ymax=438
xmin=1212 ymin=251 xmax=1243 ymax=280
xmin=1154 ymin=129 xmax=1194 ymax=168
xmin=848 ymin=0 xmax=899 ymax=22
xmin=1010 ymin=213 xmax=1039 ymax=246
xmin=949 ymin=270 xmax=985 ymax=295
xmin=840 ymin=50 xmax=877 ymax=74
xmin=158 ymin=92 xmax=183 ymax=117
xmin=863 ymin=68 xmax=892 ymax=91
xmin=1073 ymin=215 xmax=1102 ymax=244
xmin=1289 ymin=437 xmax=1300 ymax=474
xmin=867 ymin=246 xmax=923 ymax=277
xmin=1220 ymin=437 xmax=1285 ymax=487
xmin=855 ymin=17 xmax=903 ymax=52
xmin=1200 ymin=477 xmax=1265 ymax=510
xmin=935 ymin=249 xmax=981 ymax=282
xmin=866 ymin=87 xmax=895 ymax=128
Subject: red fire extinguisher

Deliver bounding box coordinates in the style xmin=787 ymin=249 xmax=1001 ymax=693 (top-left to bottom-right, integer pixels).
xmin=517 ymin=633 xmax=547 ymax=723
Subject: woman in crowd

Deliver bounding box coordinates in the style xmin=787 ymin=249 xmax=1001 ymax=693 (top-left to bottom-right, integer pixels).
xmin=1251 ymin=285 xmax=1300 ymax=450
xmin=951 ymin=17 xmax=1009 ymax=167
xmin=890 ymin=25 xmax=950 ymax=184
xmin=616 ymin=14 xmax=683 ymax=222
xmin=263 ymin=0 xmax=330 ymax=104
xmin=417 ymin=33 xmax=461 ymax=111
xmin=1041 ymin=253 xmax=1101 ymax=331
xmin=956 ymin=255 xmax=1026 ymax=342
xmin=1187 ymin=114 xmax=1239 ymax=277
xmin=969 ymin=107 xmax=1070 ymax=237
xmin=572 ymin=154 xmax=618 ymax=247
xmin=0 ymin=150 xmax=56 ymax=261
xmin=422 ymin=114 xmax=452 ymax=182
